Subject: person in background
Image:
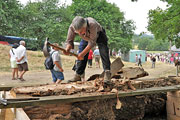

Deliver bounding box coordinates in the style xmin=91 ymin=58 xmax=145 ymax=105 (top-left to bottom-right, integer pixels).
xmin=9 ymin=43 xmax=19 ymax=80
xmin=138 ymin=54 xmax=142 ymax=67
xmin=88 ymin=49 xmax=93 ymax=68
xmin=50 ymin=43 xmax=64 ymax=84
xmin=93 ymin=46 xmax=101 ymax=68
xmin=151 ymin=56 xmax=156 ymax=68
xmin=16 ymin=41 xmax=28 ymax=81
xmin=135 ymin=54 xmax=138 ymax=65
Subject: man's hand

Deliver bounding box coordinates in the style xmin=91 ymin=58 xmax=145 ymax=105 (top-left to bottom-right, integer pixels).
xmin=77 ymin=45 xmax=92 ymax=60
xmin=63 ymin=44 xmax=72 ymax=55
xmin=59 ymin=68 xmax=64 ymax=72
xmin=78 ymin=53 xmax=84 ymax=60
xmin=63 ymin=50 xmax=69 ymax=55
xmin=17 ymin=59 xmax=21 ymax=62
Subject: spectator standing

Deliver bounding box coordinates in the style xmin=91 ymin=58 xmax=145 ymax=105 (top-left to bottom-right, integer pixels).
xmin=138 ymin=54 xmax=142 ymax=67
xmin=9 ymin=43 xmax=19 ymax=80
xmin=170 ymin=57 xmax=174 ymax=65
xmin=50 ymin=43 xmax=64 ymax=84
xmin=151 ymin=56 xmax=156 ymax=68
xmin=135 ymin=54 xmax=138 ymax=65
xmin=93 ymin=47 xmax=101 ymax=68
xmin=88 ymin=49 xmax=93 ymax=68
xmin=16 ymin=41 xmax=28 ymax=81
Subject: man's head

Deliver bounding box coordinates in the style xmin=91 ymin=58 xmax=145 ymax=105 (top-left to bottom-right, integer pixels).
xmin=52 ymin=43 xmax=59 ymax=51
xmin=72 ymin=16 xmax=87 ymax=35
xmin=20 ymin=41 xmax=25 ymax=46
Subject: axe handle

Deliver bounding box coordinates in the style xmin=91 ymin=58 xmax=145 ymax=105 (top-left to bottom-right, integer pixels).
xmin=47 ymin=42 xmax=78 ymax=58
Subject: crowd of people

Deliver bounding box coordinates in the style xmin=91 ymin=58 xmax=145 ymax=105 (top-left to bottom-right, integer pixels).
xmin=148 ymin=53 xmax=180 ymax=66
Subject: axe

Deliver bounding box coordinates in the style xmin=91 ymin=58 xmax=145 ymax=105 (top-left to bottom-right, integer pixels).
xmin=43 ymin=37 xmax=78 ymax=58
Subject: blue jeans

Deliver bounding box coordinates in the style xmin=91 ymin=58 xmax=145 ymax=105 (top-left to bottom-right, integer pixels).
xmin=75 ymin=40 xmax=89 ymax=75
xmin=50 ymin=69 xmax=64 ymax=82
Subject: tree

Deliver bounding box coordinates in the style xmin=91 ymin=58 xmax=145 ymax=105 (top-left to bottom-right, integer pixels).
xmin=135 ymin=34 xmax=169 ymax=51
xmin=20 ymin=0 xmax=73 ymax=49
xmin=147 ymin=0 xmax=180 ymax=47
xmin=0 ymin=0 xmax=23 ymax=35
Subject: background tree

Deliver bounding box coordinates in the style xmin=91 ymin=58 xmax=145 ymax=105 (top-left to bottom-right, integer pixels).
xmin=20 ymin=0 xmax=73 ymax=50
xmin=0 ymin=0 xmax=135 ymax=52
xmin=0 ymin=0 xmax=23 ymax=35
xmin=133 ymin=34 xmax=169 ymax=51
xmin=147 ymin=0 xmax=180 ymax=48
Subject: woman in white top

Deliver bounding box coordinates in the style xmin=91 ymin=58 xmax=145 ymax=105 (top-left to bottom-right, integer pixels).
xmin=9 ymin=43 xmax=19 ymax=80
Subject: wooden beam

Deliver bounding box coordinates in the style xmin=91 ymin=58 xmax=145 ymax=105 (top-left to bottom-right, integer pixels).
xmin=0 ymin=84 xmax=48 ymax=91
xmin=0 ymin=85 xmax=180 ymax=109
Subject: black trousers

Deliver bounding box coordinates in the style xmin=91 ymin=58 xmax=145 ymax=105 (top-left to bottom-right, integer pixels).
xmin=96 ymin=29 xmax=111 ymax=70
xmin=75 ymin=29 xmax=111 ymax=75
xmin=88 ymin=59 xmax=92 ymax=66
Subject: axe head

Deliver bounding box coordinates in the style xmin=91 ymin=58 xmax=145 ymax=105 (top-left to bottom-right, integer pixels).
xmin=43 ymin=37 xmax=50 ymax=57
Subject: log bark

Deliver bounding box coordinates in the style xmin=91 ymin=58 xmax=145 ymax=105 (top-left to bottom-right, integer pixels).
xmin=11 ymin=76 xmax=180 ymax=97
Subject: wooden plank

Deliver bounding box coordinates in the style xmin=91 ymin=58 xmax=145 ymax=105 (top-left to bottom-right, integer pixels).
xmin=0 ymin=85 xmax=180 ymax=109
xmin=14 ymin=108 xmax=30 ymax=120
xmin=0 ymin=83 xmax=51 ymax=91
xmin=0 ymin=92 xmax=30 ymax=120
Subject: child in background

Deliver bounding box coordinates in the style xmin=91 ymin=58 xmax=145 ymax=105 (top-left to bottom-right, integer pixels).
xmin=88 ymin=49 xmax=93 ymax=68
xmin=50 ymin=43 xmax=64 ymax=84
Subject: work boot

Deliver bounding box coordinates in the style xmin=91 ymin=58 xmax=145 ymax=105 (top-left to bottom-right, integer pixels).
xmin=69 ymin=74 xmax=81 ymax=82
xmin=104 ymin=70 xmax=113 ymax=92
xmin=104 ymin=70 xmax=111 ymax=83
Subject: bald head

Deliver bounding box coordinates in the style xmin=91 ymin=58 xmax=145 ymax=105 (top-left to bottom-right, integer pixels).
xmin=20 ymin=41 xmax=25 ymax=46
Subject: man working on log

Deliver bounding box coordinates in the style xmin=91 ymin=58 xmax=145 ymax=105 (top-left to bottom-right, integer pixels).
xmin=63 ymin=16 xmax=111 ymax=87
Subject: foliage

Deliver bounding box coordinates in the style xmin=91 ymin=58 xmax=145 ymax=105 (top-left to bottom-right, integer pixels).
xmin=147 ymin=0 xmax=180 ymax=48
xmin=20 ymin=0 xmax=73 ymax=49
xmin=133 ymin=34 xmax=169 ymax=51
xmin=0 ymin=0 xmax=135 ymax=52
xmin=0 ymin=0 xmax=23 ymax=35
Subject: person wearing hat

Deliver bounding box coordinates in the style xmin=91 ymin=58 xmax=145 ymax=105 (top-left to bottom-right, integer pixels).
xmin=9 ymin=43 xmax=19 ymax=80
xmin=63 ymin=16 xmax=111 ymax=86
xmin=50 ymin=43 xmax=64 ymax=84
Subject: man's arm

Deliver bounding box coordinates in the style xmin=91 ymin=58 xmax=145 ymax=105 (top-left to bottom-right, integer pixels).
xmin=78 ymin=45 xmax=92 ymax=60
xmin=54 ymin=61 xmax=64 ymax=72
xmin=17 ymin=56 xmax=24 ymax=62
xmin=64 ymin=25 xmax=76 ymax=55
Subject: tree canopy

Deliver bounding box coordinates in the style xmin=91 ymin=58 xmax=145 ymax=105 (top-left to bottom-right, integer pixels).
xmin=133 ymin=34 xmax=169 ymax=51
xmin=0 ymin=0 xmax=135 ymax=52
xmin=147 ymin=0 xmax=180 ymax=47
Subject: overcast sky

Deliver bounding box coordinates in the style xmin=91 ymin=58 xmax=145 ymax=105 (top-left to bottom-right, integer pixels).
xmin=18 ymin=0 xmax=167 ymax=34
